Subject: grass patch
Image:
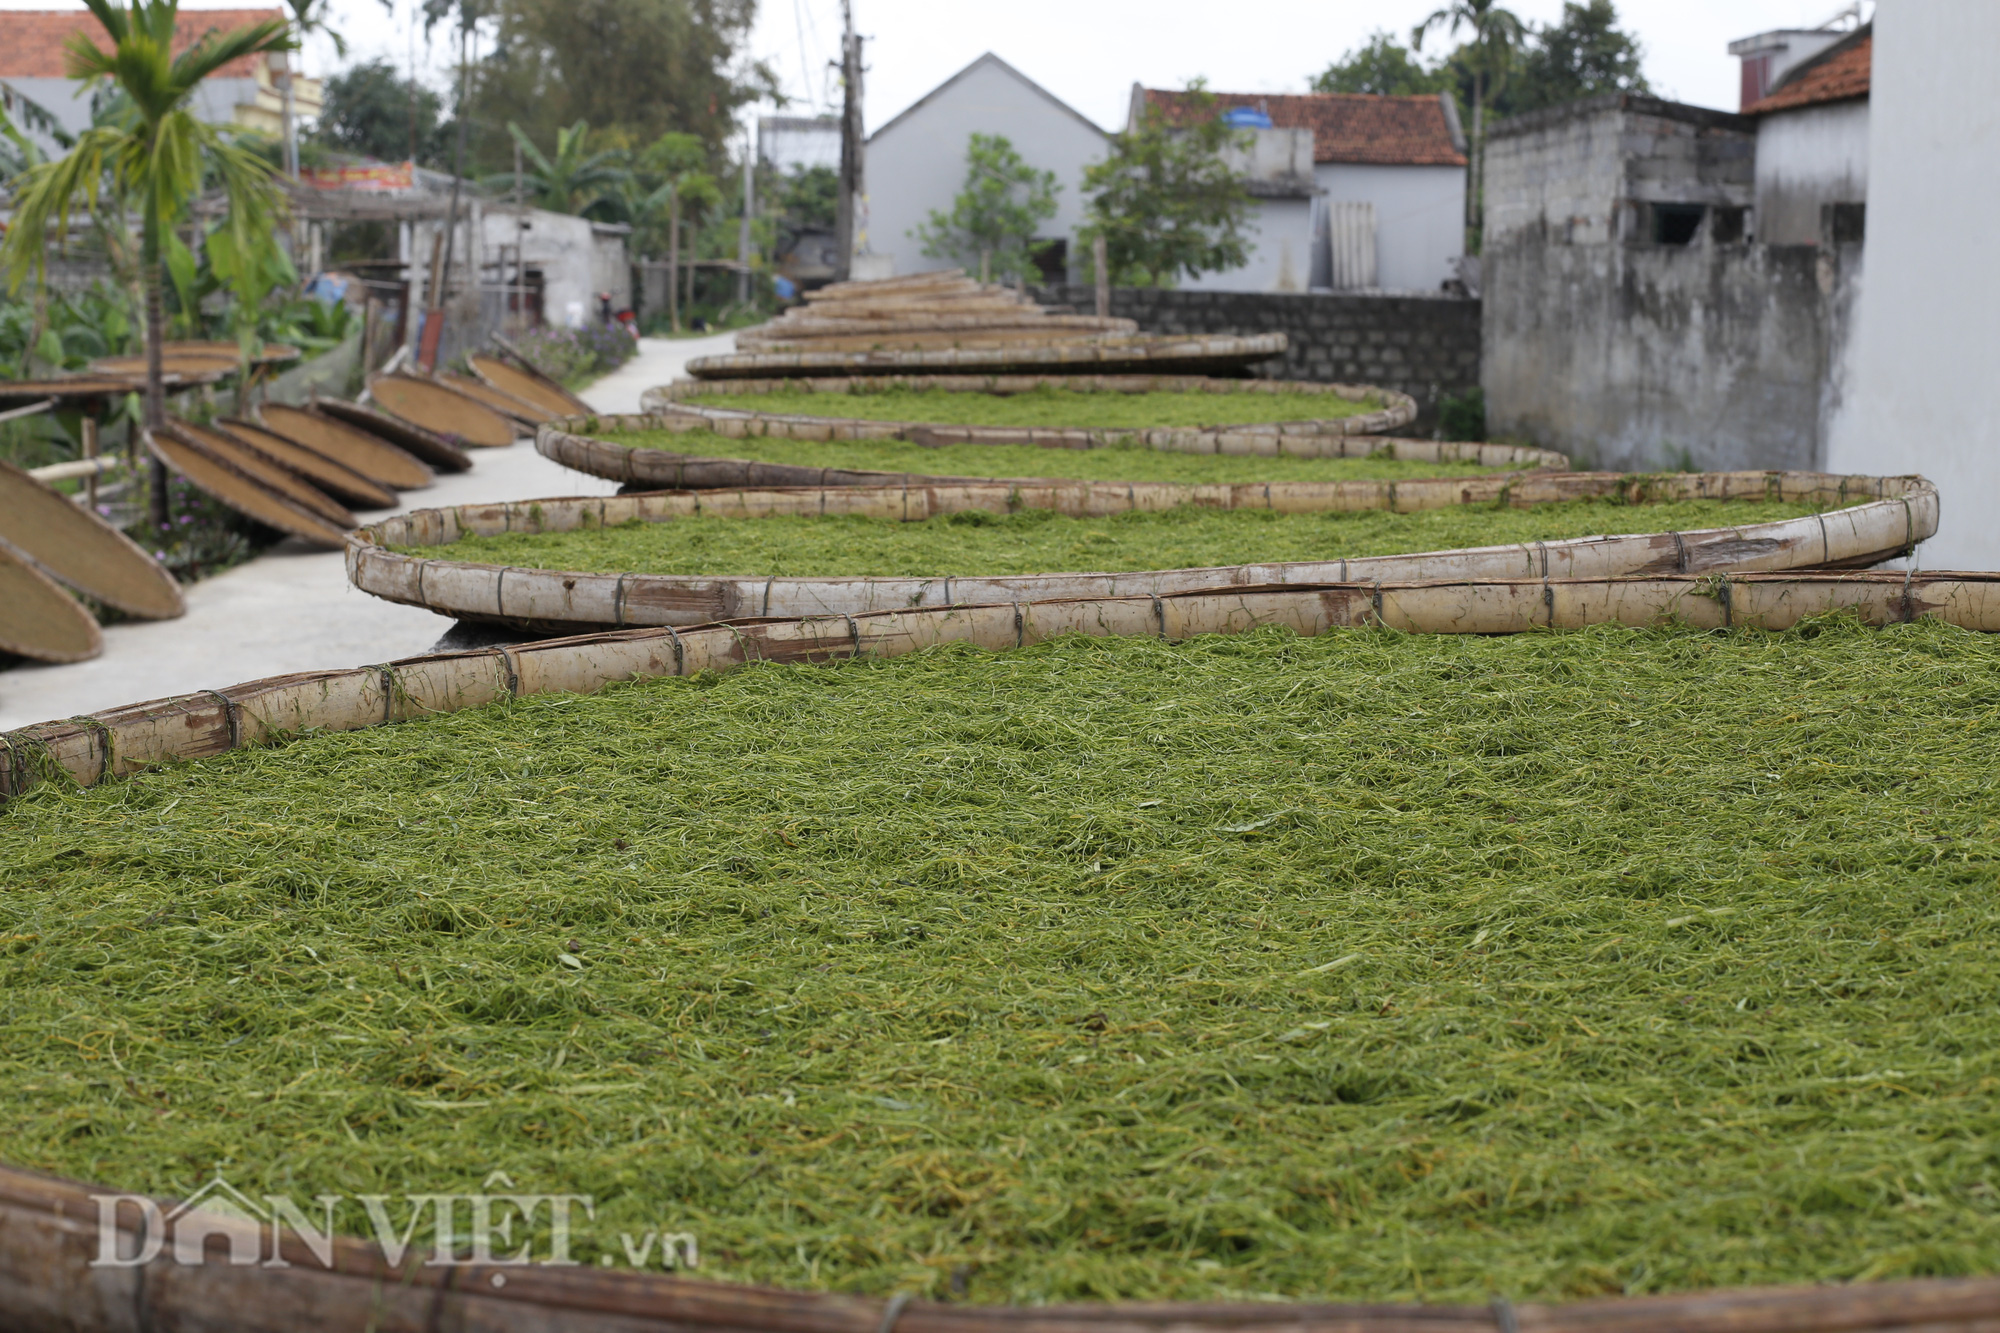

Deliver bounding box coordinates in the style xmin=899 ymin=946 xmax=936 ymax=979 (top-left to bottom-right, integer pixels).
xmin=7 ymin=620 xmax=2000 ymax=1302
xmin=682 ymin=386 xmax=1377 ymax=431
xmin=421 ymin=497 xmax=1828 ymax=578
xmin=603 ymin=427 xmax=1509 ymax=485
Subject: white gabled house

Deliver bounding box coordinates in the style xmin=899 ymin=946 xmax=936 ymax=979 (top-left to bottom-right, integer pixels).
xmin=862 ymin=53 xmax=1108 ymax=284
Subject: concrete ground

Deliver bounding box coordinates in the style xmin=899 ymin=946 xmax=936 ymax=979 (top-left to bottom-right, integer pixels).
xmin=0 ymin=332 xmax=734 ymax=731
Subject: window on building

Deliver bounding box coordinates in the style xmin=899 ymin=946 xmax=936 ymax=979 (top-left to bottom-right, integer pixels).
xmin=1650 ymin=204 xmax=1708 ymax=246
xmin=1821 ymin=202 xmax=1866 ymax=246
xmin=1710 ymin=207 xmax=1748 ymax=244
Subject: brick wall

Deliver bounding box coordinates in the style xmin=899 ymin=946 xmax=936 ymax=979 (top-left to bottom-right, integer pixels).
xmin=1033 ymin=286 xmax=1482 ymax=431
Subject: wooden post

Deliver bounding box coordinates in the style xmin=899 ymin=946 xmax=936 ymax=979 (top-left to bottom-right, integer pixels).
xmin=668 ymin=190 xmax=681 ymax=333
xmin=81 ymin=413 xmax=99 ymax=511
xmin=1093 ymin=234 xmax=1110 ymax=319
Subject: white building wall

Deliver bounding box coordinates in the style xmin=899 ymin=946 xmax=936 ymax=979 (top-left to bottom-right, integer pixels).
xmin=5 ymin=73 xmax=260 ymax=155
xmin=1825 ymin=2 xmax=2000 ymax=571
xmin=864 ymin=55 xmax=1107 ymax=281
xmin=1176 ymin=197 xmax=1315 ymax=294
xmin=480 ymin=209 xmax=601 ymax=329
xmin=1753 ymin=100 xmax=1869 ymax=244
xmin=1313 ymin=163 xmax=1463 ymax=292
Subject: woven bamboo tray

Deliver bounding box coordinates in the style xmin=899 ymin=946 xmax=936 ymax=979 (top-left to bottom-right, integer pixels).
xmin=6 ymin=1159 xmax=2000 ymax=1333
xmin=5 ymin=568 xmax=1990 ymax=801
xmin=345 ymin=471 xmax=1937 ymax=633
xmin=685 ymin=333 xmax=1291 ymax=380
xmin=535 ymin=408 xmax=1562 ymax=493
xmin=642 ymin=373 xmax=1420 ymax=444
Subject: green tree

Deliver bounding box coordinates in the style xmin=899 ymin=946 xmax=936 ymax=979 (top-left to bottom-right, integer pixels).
xmin=490 ymin=119 xmax=631 ymax=216
xmin=776 ymin=164 xmax=837 ymax=231
xmin=463 ymin=0 xmax=774 ymax=172
xmin=1505 ymin=0 xmax=1648 ymax=114
xmin=276 ymin=0 xmax=346 ymax=178
xmin=0 ymin=0 xmax=293 ymax=524
xmin=1312 ymin=32 xmax=1449 ymax=96
xmin=1081 ymin=83 xmax=1251 ymax=288
xmin=312 ymin=59 xmax=448 ymax=165
xmin=1414 ymin=0 xmax=1525 ymax=237
xmin=913 ymin=133 xmax=1058 ymax=285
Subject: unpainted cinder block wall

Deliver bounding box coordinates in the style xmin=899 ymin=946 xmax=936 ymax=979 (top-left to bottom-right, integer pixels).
xmin=1033 ymin=286 xmax=1481 ymax=432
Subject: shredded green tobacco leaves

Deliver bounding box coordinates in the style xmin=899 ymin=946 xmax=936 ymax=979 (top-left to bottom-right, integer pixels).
xmin=680 ymin=386 xmax=1376 ymax=430
xmin=6 ymin=621 xmax=2000 ymax=1303
xmin=599 ymin=427 xmax=1509 ymax=484
xmin=420 ymin=498 xmax=1827 ymax=578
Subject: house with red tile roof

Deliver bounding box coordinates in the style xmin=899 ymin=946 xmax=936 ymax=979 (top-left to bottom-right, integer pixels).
xmin=0 ymin=8 xmax=318 ymax=154
xmin=1131 ymin=86 xmax=1467 ymax=294
xmin=1743 ymin=25 xmax=1870 ymax=245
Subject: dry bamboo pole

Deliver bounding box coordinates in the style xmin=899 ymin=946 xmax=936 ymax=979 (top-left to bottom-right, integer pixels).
xmin=535 ymin=410 xmax=1557 ymax=493
xmin=7 ymin=1156 xmax=2000 ymax=1333
xmin=7 ymin=569 xmax=1992 ymax=805
xmin=345 ymin=473 xmax=1937 ymax=633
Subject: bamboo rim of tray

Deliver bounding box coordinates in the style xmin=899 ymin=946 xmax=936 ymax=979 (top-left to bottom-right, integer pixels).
xmin=5 ymin=566 xmax=1987 ymax=803
xmin=345 ymin=471 xmax=1938 ymax=633
xmin=534 ymin=413 xmax=1568 ymax=493
xmin=684 ymin=332 xmax=1292 ymax=380
xmin=642 ymin=373 xmax=1423 ymax=445
xmin=4 ymin=1160 xmax=2000 ymax=1333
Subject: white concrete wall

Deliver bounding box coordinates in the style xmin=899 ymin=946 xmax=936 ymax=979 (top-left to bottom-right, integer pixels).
xmin=1754 ymin=100 xmax=1869 ymax=244
xmin=1826 ymin=3 xmax=2000 ymax=571
xmin=1176 ymin=196 xmax=1315 ymax=293
xmin=865 ymin=55 xmax=1106 ymax=281
xmin=6 ymin=73 xmax=258 ymax=155
xmin=481 ymin=209 xmax=600 ymax=329
xmin=1313 ymin=163 xmax=1463 ymax=292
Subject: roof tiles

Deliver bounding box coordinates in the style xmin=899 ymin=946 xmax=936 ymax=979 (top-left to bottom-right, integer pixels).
xmin=1747 ymin=31 xmax=1870 ymax=114
xmin=0 ymin=9 xmax=283 ymax=80
xmin=1141 ymin=88 xmax=1467 ymax=167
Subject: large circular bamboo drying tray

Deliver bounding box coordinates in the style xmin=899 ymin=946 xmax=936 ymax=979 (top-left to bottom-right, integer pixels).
xmin=310 ymin=396 xmax=473 ymax=471
xmin=687 ymin=333 xmax=1291 ymax=380
xmin=256 ymin=402 xmax=435 ymax=490
xmin=366 ymin=373 xmax=519 ymax=447
xmin=2 ymin=1161 xmax=2000 ymax=1333
xmin=0 ymin=544 xmax=103 ymax=662
xmin=171 ymin=419 xmax=357 ymax=529
xmin=0 ymin=458 xmax=185 ymax=619
xmin=144 ymin=425 xmax=348 ymax=548
xmin=438 ymin=368 xmax=554 ymax=424
xmin=347 ymin=470 xmax=1937 ymax=633
xmin=643 ymin=373 xmax=1420 ymax=443
xmin=17 ymin=567 xmax=1989 ymax=800
xmin=8 ymin=568 xmax=2000 ymax=1327
xmin=469 ymin=350 xmax=594 ymax=416
xmin=216 ymin=417 xmax=399 ymax=509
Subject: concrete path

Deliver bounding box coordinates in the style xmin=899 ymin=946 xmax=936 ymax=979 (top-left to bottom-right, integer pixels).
xmin=0 ymin=332 xmax=735 ymax=731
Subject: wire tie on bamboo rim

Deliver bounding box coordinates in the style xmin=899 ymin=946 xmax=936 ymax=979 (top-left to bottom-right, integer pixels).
xmin=1720 ymin=575 xmax=1734 ymax=628
xmin=378 ymin=667 xmax=398 ymax=724
xmin=1671 ymin=531 xmax=1688 ymax=573
xmin=1903 ymin=565 xmax=1917 ymax=623
xmin=663 ymin=626 xmax=685 ymax=676
xmin=199 ymin=690 xmax=240 ymax=751
xmin=1489 ymin=1295 xmax=1521 ymax=1333
xmin=613 ymin=573 xmax=629 ymax=628
xmin=1013 ymin=603 xmax=1025 ymax=649
xmin=763 ymin=575 xmax=778 ymax=616
xmin=68 ymin=715 xmax=113 ymax=787
xmin=843 ymin=615 xmax=863 ymax=658
xmin=1543 ymin=582 xmax=1555 ymax=627
xmin=495 ymin=567 xmax=511 ymax=618
xmin=1902 ymin=495 xmax=1915 ymax=555
xmin=942 ymin=576 xmax=954 ymax=606
xmin=1371 ymin=581 xmax=1385 ymax=628
xmin=495 ymin=646 xmax=522 ymax=699
xmin=1151 ymin=596 xmax=1167 ymax=640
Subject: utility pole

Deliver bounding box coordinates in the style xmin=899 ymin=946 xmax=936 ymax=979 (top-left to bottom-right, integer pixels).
xmin=737 ymin=126 xmax=753 ymax=306
xmin=833 ymin=0 xmax=864 ymax=283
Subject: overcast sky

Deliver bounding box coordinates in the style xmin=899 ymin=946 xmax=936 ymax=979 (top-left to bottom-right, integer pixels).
xmin=2 ymin=0 xmax=1871 ymax=128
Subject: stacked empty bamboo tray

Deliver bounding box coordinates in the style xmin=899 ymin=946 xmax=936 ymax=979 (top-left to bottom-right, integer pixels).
xmin=686 ymin=271 xmax=1290 ymax=378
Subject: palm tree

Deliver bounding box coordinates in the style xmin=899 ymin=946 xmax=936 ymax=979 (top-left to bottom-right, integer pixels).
xmin=1413 ymin=0 xmax=1525 ymax=239
xmin=0 ymin=0 xmax=293 ymax=523
xmin=277 ymin=0 xmax=346 ymax=181
xmin=490 ymin=121 xmax=631 ymax=217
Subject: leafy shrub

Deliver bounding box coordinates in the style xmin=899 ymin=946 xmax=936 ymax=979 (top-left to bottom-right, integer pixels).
xmin=1437 ymin=387 xmax=1487 ymax=442
xmin=512 ymin=322 xmax=635 ymax=386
